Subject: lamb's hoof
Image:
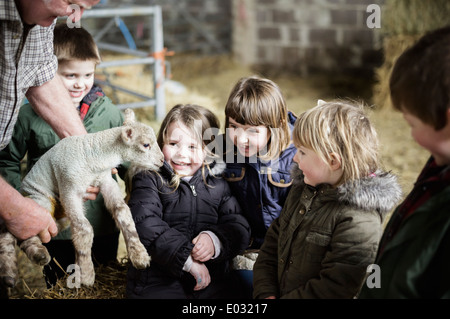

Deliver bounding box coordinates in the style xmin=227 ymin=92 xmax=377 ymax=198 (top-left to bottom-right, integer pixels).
xmin=29 ymin=249 xmax=51 ymax=266
xmin=79 ymin=262 xmax=95 ymax=287
xmin=129 ymin=247 xmax=151 ymax=269
xmin=81 ymin=273 xmax=95 ymax=287
xmin=20 ymin=237 xmax=51 ymax=266
xmin=0 ymin=276 xmax=16 ymax=288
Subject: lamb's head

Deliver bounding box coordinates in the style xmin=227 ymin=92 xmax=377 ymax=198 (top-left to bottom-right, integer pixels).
xmin=121 ymin=109 xmax=164 ymax=171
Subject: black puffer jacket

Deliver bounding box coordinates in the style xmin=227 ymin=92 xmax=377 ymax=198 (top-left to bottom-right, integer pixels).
xmin=128 ymin=161 xmax=251 ymax=278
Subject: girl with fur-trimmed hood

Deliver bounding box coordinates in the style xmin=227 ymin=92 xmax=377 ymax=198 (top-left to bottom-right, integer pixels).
xmin=253 ymin=100 xmax=402 ymax=299
xmin=126 ymin=104 xmax=250 ymax=299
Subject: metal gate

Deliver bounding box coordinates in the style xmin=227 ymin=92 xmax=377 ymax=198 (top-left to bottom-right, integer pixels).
xmin=81 ymin=5 xmax=167 ymax=121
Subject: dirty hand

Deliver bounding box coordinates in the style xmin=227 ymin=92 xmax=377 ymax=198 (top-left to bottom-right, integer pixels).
xmin=189 ymin=260 xmax=211 ymax=291
xmin=192 ymin=233 xmax=215 ymax=262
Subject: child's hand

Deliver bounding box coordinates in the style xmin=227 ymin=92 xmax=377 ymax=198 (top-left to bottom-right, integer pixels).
xmin=192 ymin=233 xmax=215 ymax=262
xmin=189 ymin=260 xmax=211 ymax=291
xmin=83 ymin=168 xmax=117 ymax=202
xmin=83 ymin=186 xmax=99 ymax=201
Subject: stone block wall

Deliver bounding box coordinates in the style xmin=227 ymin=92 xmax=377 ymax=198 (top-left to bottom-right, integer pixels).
xmin=232 ymin=0 xmax=385 ymax=75
xmin=85 ymin=0 xmax=384 ymax=74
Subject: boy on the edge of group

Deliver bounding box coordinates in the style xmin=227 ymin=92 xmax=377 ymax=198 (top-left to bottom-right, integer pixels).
xmin=0 ymin=23 xmax=124 ymax=287
xmin=359 ymin=26 xmax=450 ymax=298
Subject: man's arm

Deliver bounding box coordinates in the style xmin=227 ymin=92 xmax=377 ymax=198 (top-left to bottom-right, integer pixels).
xmin=26 ymin=75 xmax=87 ymax=138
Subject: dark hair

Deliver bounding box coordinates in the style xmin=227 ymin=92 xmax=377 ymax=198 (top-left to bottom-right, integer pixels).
xmin=390 ymin=26 xmax=450 ymax=130
xmin=53 ymin=23 xmax=101 ymax=64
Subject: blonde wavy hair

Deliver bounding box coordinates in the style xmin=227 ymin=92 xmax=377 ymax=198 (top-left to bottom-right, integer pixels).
xmin=293 ymin=100 xmax=379 ymax=186
xmin=225 ymin=76 xmax=291 ymax=160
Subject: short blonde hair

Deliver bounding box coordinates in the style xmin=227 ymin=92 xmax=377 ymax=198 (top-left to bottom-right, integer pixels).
xmin=225 ymin=76 xmax=291 ymax=160
xmin=293 ymin=100 xmax=379 ymax=186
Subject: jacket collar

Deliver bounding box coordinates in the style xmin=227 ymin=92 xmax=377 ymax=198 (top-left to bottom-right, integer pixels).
xmin=291 ymin=164 xmax=402 ymax=214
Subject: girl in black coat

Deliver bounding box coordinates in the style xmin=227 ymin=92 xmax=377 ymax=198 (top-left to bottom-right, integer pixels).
xmin=126 ymin=104 xmax=251 ymax=299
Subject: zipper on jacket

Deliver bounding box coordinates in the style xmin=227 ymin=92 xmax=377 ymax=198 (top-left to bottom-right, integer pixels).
xmin=190 ymin=185 xmax=197 ymax=197
xmin=188 ymin=183 xmax=197 ymax=239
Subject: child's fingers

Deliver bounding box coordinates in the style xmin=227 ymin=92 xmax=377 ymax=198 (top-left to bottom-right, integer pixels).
xmin=195 ymin=251 xmax=211 ymax=262
xmin=191 ymin=243 xmax=203 ymax=257
xmin=192 ymin=246 xmax=213 ymax=261
xmin=193 ymin=273 xmax=211 ymax=291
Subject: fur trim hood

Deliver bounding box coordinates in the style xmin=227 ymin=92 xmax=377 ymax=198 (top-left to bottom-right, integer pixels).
xmin=291 ymin=164 xmax=403 ymax=214
xmin=209 ymin=159 xmax=226 ymax=176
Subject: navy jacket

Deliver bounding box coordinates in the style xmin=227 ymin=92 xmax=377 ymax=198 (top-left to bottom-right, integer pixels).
xmin=223 ymin=112 xmax=297 ymax=248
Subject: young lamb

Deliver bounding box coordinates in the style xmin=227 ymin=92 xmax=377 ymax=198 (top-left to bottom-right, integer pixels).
xmin=0 ymin=109 xmax=164 ymax=287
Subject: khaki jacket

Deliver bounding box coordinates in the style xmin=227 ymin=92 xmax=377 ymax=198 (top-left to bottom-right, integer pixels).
xmin=253 ymin=165 xmax=402 ymax=299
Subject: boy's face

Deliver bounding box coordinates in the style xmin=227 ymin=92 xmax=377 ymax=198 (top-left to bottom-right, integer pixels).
xmin=402 ymin=110 xmax=450 ymax=166
xmin=57 ymin=60 xmax=96 ymax=108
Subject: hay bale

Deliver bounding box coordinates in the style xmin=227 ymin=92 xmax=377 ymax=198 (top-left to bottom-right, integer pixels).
xmin=382 ymin=0 xmax=450 ymax=37
xmin=372 ymin=0 xmax=450 ymax=108
xmin=372 ymin=35 xmax=419 ymax=109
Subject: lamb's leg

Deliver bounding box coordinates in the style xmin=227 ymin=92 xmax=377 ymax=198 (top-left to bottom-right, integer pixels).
xmin=0 ymin=225 xmax=18 ymax=288
xmin=100 ymin=177 xmax=150 ymax=269
xmin=61 ymin=194 xmax=95 ymax=286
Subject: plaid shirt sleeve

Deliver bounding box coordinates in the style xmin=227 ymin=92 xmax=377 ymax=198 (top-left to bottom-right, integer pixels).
xmin=30 ymin=24 xmax=58 ymax=88
xmin=0 ymin=1 xmax=57 ymax=150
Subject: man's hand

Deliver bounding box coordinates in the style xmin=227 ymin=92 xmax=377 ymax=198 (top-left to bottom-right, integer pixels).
xmin=0 ymin=179 xmax=58 ymax=243
xmin=7 ymin=196 xmax=58 ymax=243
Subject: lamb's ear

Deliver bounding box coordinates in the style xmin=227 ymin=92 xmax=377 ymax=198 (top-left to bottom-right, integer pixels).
xmin=121 ymin=126 xmax=135 ymax=144
xmin=317 ymin=99 xmax=326 ymax=106
xmin=123 ymin=108 xmax=136 ymax=126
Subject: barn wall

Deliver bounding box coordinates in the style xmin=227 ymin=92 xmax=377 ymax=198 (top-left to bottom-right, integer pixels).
xmin=232 ymin=0 xmax=385 ymax=75
xmin=87 ymin=0 xmax=384 ymax=74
